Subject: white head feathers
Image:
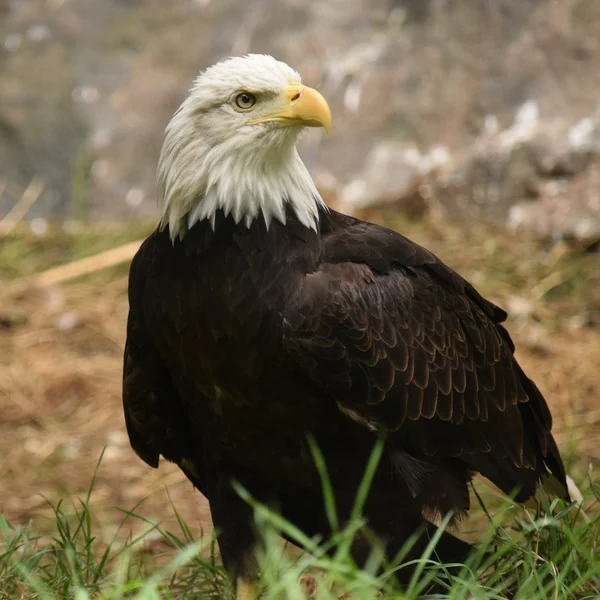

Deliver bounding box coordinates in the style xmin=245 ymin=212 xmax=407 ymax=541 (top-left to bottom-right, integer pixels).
xmin=157 ymin=54 xmax=328 ymax=240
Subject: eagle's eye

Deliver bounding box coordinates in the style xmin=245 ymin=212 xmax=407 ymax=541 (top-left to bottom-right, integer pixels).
xmin=234 ymin=92 xmax=257 ymax=110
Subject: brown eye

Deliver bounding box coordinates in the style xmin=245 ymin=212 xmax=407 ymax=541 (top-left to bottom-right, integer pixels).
xmin=235 ymin=92 xmax=256 ymax=109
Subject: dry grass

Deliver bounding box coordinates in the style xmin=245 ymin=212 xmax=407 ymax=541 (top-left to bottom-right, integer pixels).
xmin=0 ymin=214 xmax=599 ymax=547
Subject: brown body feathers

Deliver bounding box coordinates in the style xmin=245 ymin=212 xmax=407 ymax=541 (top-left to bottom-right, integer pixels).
xmin=123 ymin=206 xmax=568 ymax=583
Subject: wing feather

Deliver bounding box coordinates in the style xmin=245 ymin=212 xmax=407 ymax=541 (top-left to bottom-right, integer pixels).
xmin=283 ymin=214 xmax=567 ymax=501
xmin=123 ymin=239 xmax=206 ymax=493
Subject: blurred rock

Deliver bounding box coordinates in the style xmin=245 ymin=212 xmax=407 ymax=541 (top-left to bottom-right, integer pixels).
xmin=428 ymin=112 xmax=600 ymax=244
xmin=339 ymin=141 xmax=444 ymax=217
xmin=505 ymin=296 xmax=535 ymax=322
xmin=517 ymin=321 xmax=553 ymax=357
xmin=55 ymin=311 xmax=79 ymax=331
xmin=503 ymin=116 xmax=600 ymax=244
xmin=0 ymin=0 xmax=599 ymax=237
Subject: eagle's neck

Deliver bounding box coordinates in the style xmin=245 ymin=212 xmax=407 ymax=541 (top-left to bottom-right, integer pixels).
xmin=157 ymin=126 xmax=327 ymax=241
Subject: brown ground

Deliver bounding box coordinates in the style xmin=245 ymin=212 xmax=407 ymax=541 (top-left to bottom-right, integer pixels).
xmin=1 ymin=215 xmax=599 ymax=547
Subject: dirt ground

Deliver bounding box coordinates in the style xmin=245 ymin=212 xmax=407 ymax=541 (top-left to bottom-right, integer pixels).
xmin=1 ymin=215 xmax=599 ymax=547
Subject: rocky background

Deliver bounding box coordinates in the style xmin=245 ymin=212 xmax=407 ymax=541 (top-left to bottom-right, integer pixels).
xmin=1 ymin=0 xmax=599 ymax=244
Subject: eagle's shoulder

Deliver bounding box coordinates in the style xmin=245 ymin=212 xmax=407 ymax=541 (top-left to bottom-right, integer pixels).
xmin=320 ymin=209 xmax=508 ymax=326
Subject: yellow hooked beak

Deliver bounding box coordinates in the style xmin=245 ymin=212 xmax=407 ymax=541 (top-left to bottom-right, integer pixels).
xmin=248 ymin=83 xmax=332 ymax=133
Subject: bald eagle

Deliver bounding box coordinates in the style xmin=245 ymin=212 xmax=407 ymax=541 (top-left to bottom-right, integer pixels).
xmin=123 ymin=54 xmax=568 ymax=597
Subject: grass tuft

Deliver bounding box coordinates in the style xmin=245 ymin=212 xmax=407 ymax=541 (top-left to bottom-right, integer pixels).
xmin=1 ymin=452 xmax=599 ymax=599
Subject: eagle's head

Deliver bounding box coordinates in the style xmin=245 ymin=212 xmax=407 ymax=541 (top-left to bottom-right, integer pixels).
xmin=157 ymin=54 xmax=332 ymax=240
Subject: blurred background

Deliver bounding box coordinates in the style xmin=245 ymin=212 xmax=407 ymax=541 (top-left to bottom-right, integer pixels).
xmin=0 ymin=0 xmax=599 ymax=544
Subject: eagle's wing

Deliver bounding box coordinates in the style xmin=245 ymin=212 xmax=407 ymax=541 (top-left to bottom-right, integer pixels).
xmin=282 ymin=214 xmax=567 ymax=502
xmin=123 ymin=238 xmax=205 ymax=493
